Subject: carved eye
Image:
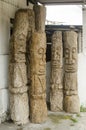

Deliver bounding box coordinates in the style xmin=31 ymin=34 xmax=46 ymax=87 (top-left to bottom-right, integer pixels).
xmin=65 ymin=48 xmax=69 ymax=58
xmin=65 ymin=48 xmax=69 ymax=54
xmin=72 ymin=48 xmax=76 ymax=53
xmin=38 ymin=48 xmax=44 ymax=54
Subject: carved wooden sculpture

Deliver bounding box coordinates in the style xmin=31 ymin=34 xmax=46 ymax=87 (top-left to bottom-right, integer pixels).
xmin=50 ymin=31 xmax=63 ymax=111
xmin=29 ymin=32 xmax=47 ymax=123
xmin=63 ymin=31 xmax=80 ymax=113
xmin=9 ymin=9 xmax=30 ymax=125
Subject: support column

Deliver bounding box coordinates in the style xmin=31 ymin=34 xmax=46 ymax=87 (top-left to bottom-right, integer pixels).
xmin=29 ymin=32 xmax=47 ymax=123
xmin=9 ymin=9 xmax=29 ymax=125
xmin=63 ymin=31 xmax=80 ymax=113
xmin=50 ymin=31 xmax=63 ymax=112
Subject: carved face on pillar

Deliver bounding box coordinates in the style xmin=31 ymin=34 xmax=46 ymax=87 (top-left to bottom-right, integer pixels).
xmin=64 ymin=33 xmax=77 ymax=72
xmin=52 ymin=45 xmax=62 ymax=68
xmin=30 ymin=32 xmax=46 ymax=95
xmin=51 ymin=31 xmax=63 ymax=69
xmin=30 ymin=32 xmax=46 ymax=75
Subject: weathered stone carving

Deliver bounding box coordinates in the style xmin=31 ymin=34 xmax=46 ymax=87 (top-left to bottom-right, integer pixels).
xmin=63 ymin=31 xmax=80 ymax=113
xmin=33 ymin=5 xmax=46 ymax=32
xmin=64 ymin=95 xmax=80 ymax=113
xmin=50 ymin=90 xmax=63 ymax=112
xmin=10 ymin=92 xmax=29 ymax=125
xmin=9 ymin=63 xmax=27 ymax=89
xmin=9 ymin=9 xmax=32 ymax=125
xmin=29 ymin=32 xmax=47 ymax=123
xmin=50 ymin=31 xmax=63 ymax=112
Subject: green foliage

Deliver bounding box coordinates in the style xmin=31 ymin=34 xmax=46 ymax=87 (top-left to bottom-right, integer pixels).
xmin=77 ymin=113 xmax=81 ymax=117
xmin=70 ymin=118 xmax=78 ymax=123
xmin=80 ymin=105 xmax=86 ymax=112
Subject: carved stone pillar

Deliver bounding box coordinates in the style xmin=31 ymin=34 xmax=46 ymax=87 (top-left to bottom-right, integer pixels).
xmin=9 ymin=9 xmax=30 ymax=125
xmin=63 ymin=31 xmax=80 ymax=113
xmin=29 ymin=32 xmax=47 ymax=123
xmin=33 ymin=5 xmax=46 ymax=32
xmin=50 ymin=31 xmax=63 ymax=112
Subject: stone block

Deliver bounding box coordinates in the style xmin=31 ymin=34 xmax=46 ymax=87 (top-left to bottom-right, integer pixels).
xmin=9 ymin=63 xmax=27 ymax=88
xmin=50 ymin=90 xmax=63 ymax=112
xmin=64 ymin=95 xmax=80 ymax=113
xmin=10 ymin=92 xmax=29 ymax=125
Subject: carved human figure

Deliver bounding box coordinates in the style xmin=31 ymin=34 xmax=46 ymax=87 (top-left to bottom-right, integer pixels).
xmin=50 ymin=31 xmax=63 ymax=112
xmin=9 ymin=9 xmax=30 ymax=125
xmin=63 ymin=31 xmax=77 ymax=73
xmin=63 ymin=31 xmax=80 ymax=113
xmin=29 ymin=32 xmax=47 ymax=123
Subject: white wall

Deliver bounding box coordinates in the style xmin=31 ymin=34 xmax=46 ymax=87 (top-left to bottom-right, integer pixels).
xmin=78 ymin=53 xmax=86 ymax=106
xmin=0 ymin=0 xmax=31 ymax=121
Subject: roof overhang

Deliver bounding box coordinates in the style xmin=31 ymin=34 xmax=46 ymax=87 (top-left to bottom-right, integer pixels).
xmin=36 ymin=0 xmax=86 ymax=5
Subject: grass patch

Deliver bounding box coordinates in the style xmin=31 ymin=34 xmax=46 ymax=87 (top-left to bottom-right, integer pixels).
xmin=48 ymin=114 xmax=78 ymax=124
xmin=44 ymin=128 xmax=51 ymax=130
xmin=77 ymin=113 xmax=81 ymax=117
xmin=70 ymin=118 xmax=78 ymax=123
xmin=80 ymin=105 xmax=86 ymax=112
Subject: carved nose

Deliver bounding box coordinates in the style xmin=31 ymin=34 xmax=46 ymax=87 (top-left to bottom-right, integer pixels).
xmin=69 ymin=53 xmax=73 ymax=64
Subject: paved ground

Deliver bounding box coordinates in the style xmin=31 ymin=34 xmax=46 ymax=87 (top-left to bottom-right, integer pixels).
xmin=0 ymin=111 xmax=86 ymax=130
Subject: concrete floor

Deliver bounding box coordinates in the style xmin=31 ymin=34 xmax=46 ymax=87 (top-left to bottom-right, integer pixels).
xmin=0 ymin=111 xmax=86 ymax=130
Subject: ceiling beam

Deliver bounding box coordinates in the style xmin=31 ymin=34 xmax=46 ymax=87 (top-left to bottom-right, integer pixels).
xmin=37 ymin=0 xmax=86 ymax=5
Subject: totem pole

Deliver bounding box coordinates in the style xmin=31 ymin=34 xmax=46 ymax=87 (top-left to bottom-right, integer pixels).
xmin=9 ymin=9 xmax=29 ymax=125
xmin=63 ymin=31 xmax=80 ymax=113
xmin=29 ymin=5 xmax=47 ymax=123
xmin=50 ymin=31 xmax=63 ymax=111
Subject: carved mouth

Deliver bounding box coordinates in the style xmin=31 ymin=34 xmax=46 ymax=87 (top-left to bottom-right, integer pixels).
xmin=39 ymin=69 xmax=45 ymax=73
xmin=52 ymin=61 xmax=60 ymax=66
xmin=65 ymin=67 xmax=76 ymax=72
